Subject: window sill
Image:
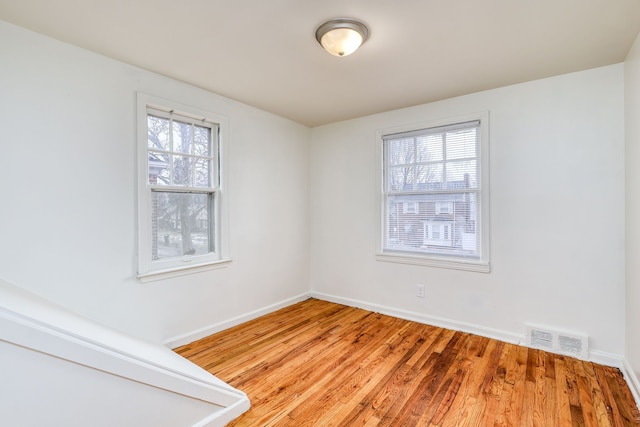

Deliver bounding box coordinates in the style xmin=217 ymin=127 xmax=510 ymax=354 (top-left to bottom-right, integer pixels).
xmin=137 ymin=259 xmax=232 ymax=283
xmin=376 ymin=252 xmax=490 ymax=273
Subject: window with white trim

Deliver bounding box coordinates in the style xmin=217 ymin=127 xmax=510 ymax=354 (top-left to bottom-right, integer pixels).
xmin=137 ymin=94 xmax=229 ymax=279
xmin=403 ymin=202 xmax=417 ymax=214
xmin=378 ymin=115 xmax=490 ymax=272
xmin=436 ymin=201 xmax=453 ymax=215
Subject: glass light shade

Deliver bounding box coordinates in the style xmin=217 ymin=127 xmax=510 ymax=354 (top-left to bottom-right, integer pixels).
xmin=320 ymin=28 xmax=363 ymax=57
xmin=315 ymin=19 xmax=369 ymax=57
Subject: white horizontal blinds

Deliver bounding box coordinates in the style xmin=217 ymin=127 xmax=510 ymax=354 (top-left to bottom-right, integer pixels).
xmin=383 ymin=120 xmax=479 ymax=193
xmin=383 ymin=120 xmax=481 ymax=258
xmin=146 ymin=107 xmax=219 ymax=260
xmin=382 ymin=120 xmax=479 ymax=141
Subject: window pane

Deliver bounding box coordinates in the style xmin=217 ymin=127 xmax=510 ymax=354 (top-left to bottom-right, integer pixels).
xmin=148 ymin=115 xmax=170 ymax=151
xmin=194 ymin=158 xmax=211 ymax=187
xmin=387 ymin=138 xmax=415 ymax=166
xmin=172 ymin=120 xmax=193 ymax=154
xmin=446 ymin=128 xmax=477 ymax=160
xmin=148 ymin=154 xmax=170 ymax=185
xmin=386 ymin=196 xmax=401 ymax=245
xmin=388 ymin=166 xmax=414 ymax=191
xmin=152 ymin=192 xmax=212 ymax=260
xmin=417 ymin=134 xmax=443 ymax=162
xmin=193 ymin=125 xmax=211 ymax=156
xmin=384 ymin=192 xmax=478 ymax=256
xmin=385 ymin=195 xmax=423 ymax=249
xmin=416 ymin=163 xmax=443 ymax=189
xmin=173 ymin=156 xmax=193 ymax=186
xmin=445 ymin=160 xmax=477 ymax=189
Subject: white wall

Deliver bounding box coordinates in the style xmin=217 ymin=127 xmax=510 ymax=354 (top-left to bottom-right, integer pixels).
xmin=625 ymin=33 xmax=640 ymax=400
xmin=310 ymin=65 xmax=626 ymax=360
xmin=0 ymin=20 xmax=310 ymax=343
xmin=0 ymin=17 xmax=631 ymax=367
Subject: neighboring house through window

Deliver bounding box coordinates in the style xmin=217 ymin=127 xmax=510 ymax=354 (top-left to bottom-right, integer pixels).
xmin=377 ymin=113 xmax=490 ymax=272
xmin=137 ymin=94 xmax=229 ymax=280
xmin=403 ymin=202 xmax=417 ymax=214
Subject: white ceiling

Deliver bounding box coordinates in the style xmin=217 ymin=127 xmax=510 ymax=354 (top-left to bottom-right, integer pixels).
xmin=1 ymin=1 xmax=640 ymax=127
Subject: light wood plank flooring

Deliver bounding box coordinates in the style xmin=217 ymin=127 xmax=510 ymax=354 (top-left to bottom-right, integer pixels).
xmin=175 ymin=299 xmax=640 ymax=426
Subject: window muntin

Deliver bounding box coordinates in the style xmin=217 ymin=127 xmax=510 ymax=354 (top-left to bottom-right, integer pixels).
xmin=382 ymin=120 xmax=483 ymax=261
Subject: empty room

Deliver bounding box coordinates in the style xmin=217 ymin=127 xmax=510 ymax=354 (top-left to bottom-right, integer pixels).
xmin=2 ymin=1 xmax=640 ymax=426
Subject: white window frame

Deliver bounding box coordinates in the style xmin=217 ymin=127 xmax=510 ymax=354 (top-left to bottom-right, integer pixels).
xmin=375 ymin=112 xmax=490 ymax=273
xmin=137 ymin=94 xmax=230 ymax=281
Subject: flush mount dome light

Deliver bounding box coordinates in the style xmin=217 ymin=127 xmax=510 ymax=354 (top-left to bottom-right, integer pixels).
xmin=315 ymin=18 xmax=369 ymax=57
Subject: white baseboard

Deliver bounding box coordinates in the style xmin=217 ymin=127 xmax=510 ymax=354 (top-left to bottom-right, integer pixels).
xmin=589 ymin=350 xmax=624 ymax=369
xmin=310 ymin=292 xmax=629 ymax=369
xmin=164 ymin=289 xmax=638 ymax=411
xmin=310 ymin=291 xmax=523 ymax=346
xmin=164 ymin=292 xmax=311 ymax=349
xmin=622 ymin=359 xmax=640 ymax=410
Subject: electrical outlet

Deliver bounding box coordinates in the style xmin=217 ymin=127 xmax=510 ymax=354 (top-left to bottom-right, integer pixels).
xmin=416 ymin=284 xmax=425 ymax=298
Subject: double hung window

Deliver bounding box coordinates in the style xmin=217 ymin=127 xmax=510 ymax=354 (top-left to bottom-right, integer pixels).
xmin=378 ymin=114 xmax=489 ymax=272
xmin=137 ymin=94 xmax=228 ymax=279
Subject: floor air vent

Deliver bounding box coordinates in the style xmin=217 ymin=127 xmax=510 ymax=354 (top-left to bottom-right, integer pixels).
xmin=526 ymin=325 xmax=588 ymax=360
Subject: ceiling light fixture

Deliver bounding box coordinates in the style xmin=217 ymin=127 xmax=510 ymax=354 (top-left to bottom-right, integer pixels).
xmin=315 ymin=18 xmax=369 ymax=57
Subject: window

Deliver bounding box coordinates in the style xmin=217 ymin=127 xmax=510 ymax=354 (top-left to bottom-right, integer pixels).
xmin=423 ymin=222 xmax=454 ymax=247
xmin=137 ymin=94 xmax=229 ymax=280
xmin=432 ymin=226 xmax=441 ymax=239
xmin=377 ymin=113 xmax=489 ymax=272
xmin=403 ymin=202 xmax=417 ymax=214
xmin=436 ymin=201 xmax=453 ymax=215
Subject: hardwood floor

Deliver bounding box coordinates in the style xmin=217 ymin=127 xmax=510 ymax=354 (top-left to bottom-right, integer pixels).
xmin=175 ymin=299 xmax=640 ymax=426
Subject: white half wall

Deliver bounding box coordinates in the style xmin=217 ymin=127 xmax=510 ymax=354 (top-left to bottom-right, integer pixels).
xmin=310 ymin=64 xmax=626 ymax=360
xmin=0 ymin=278 xmax=249 ymax=426
xmin=0 ymin=19 xmax=310 ymax=343
xmin=625 ymin=32 xmax=640 ymax=405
